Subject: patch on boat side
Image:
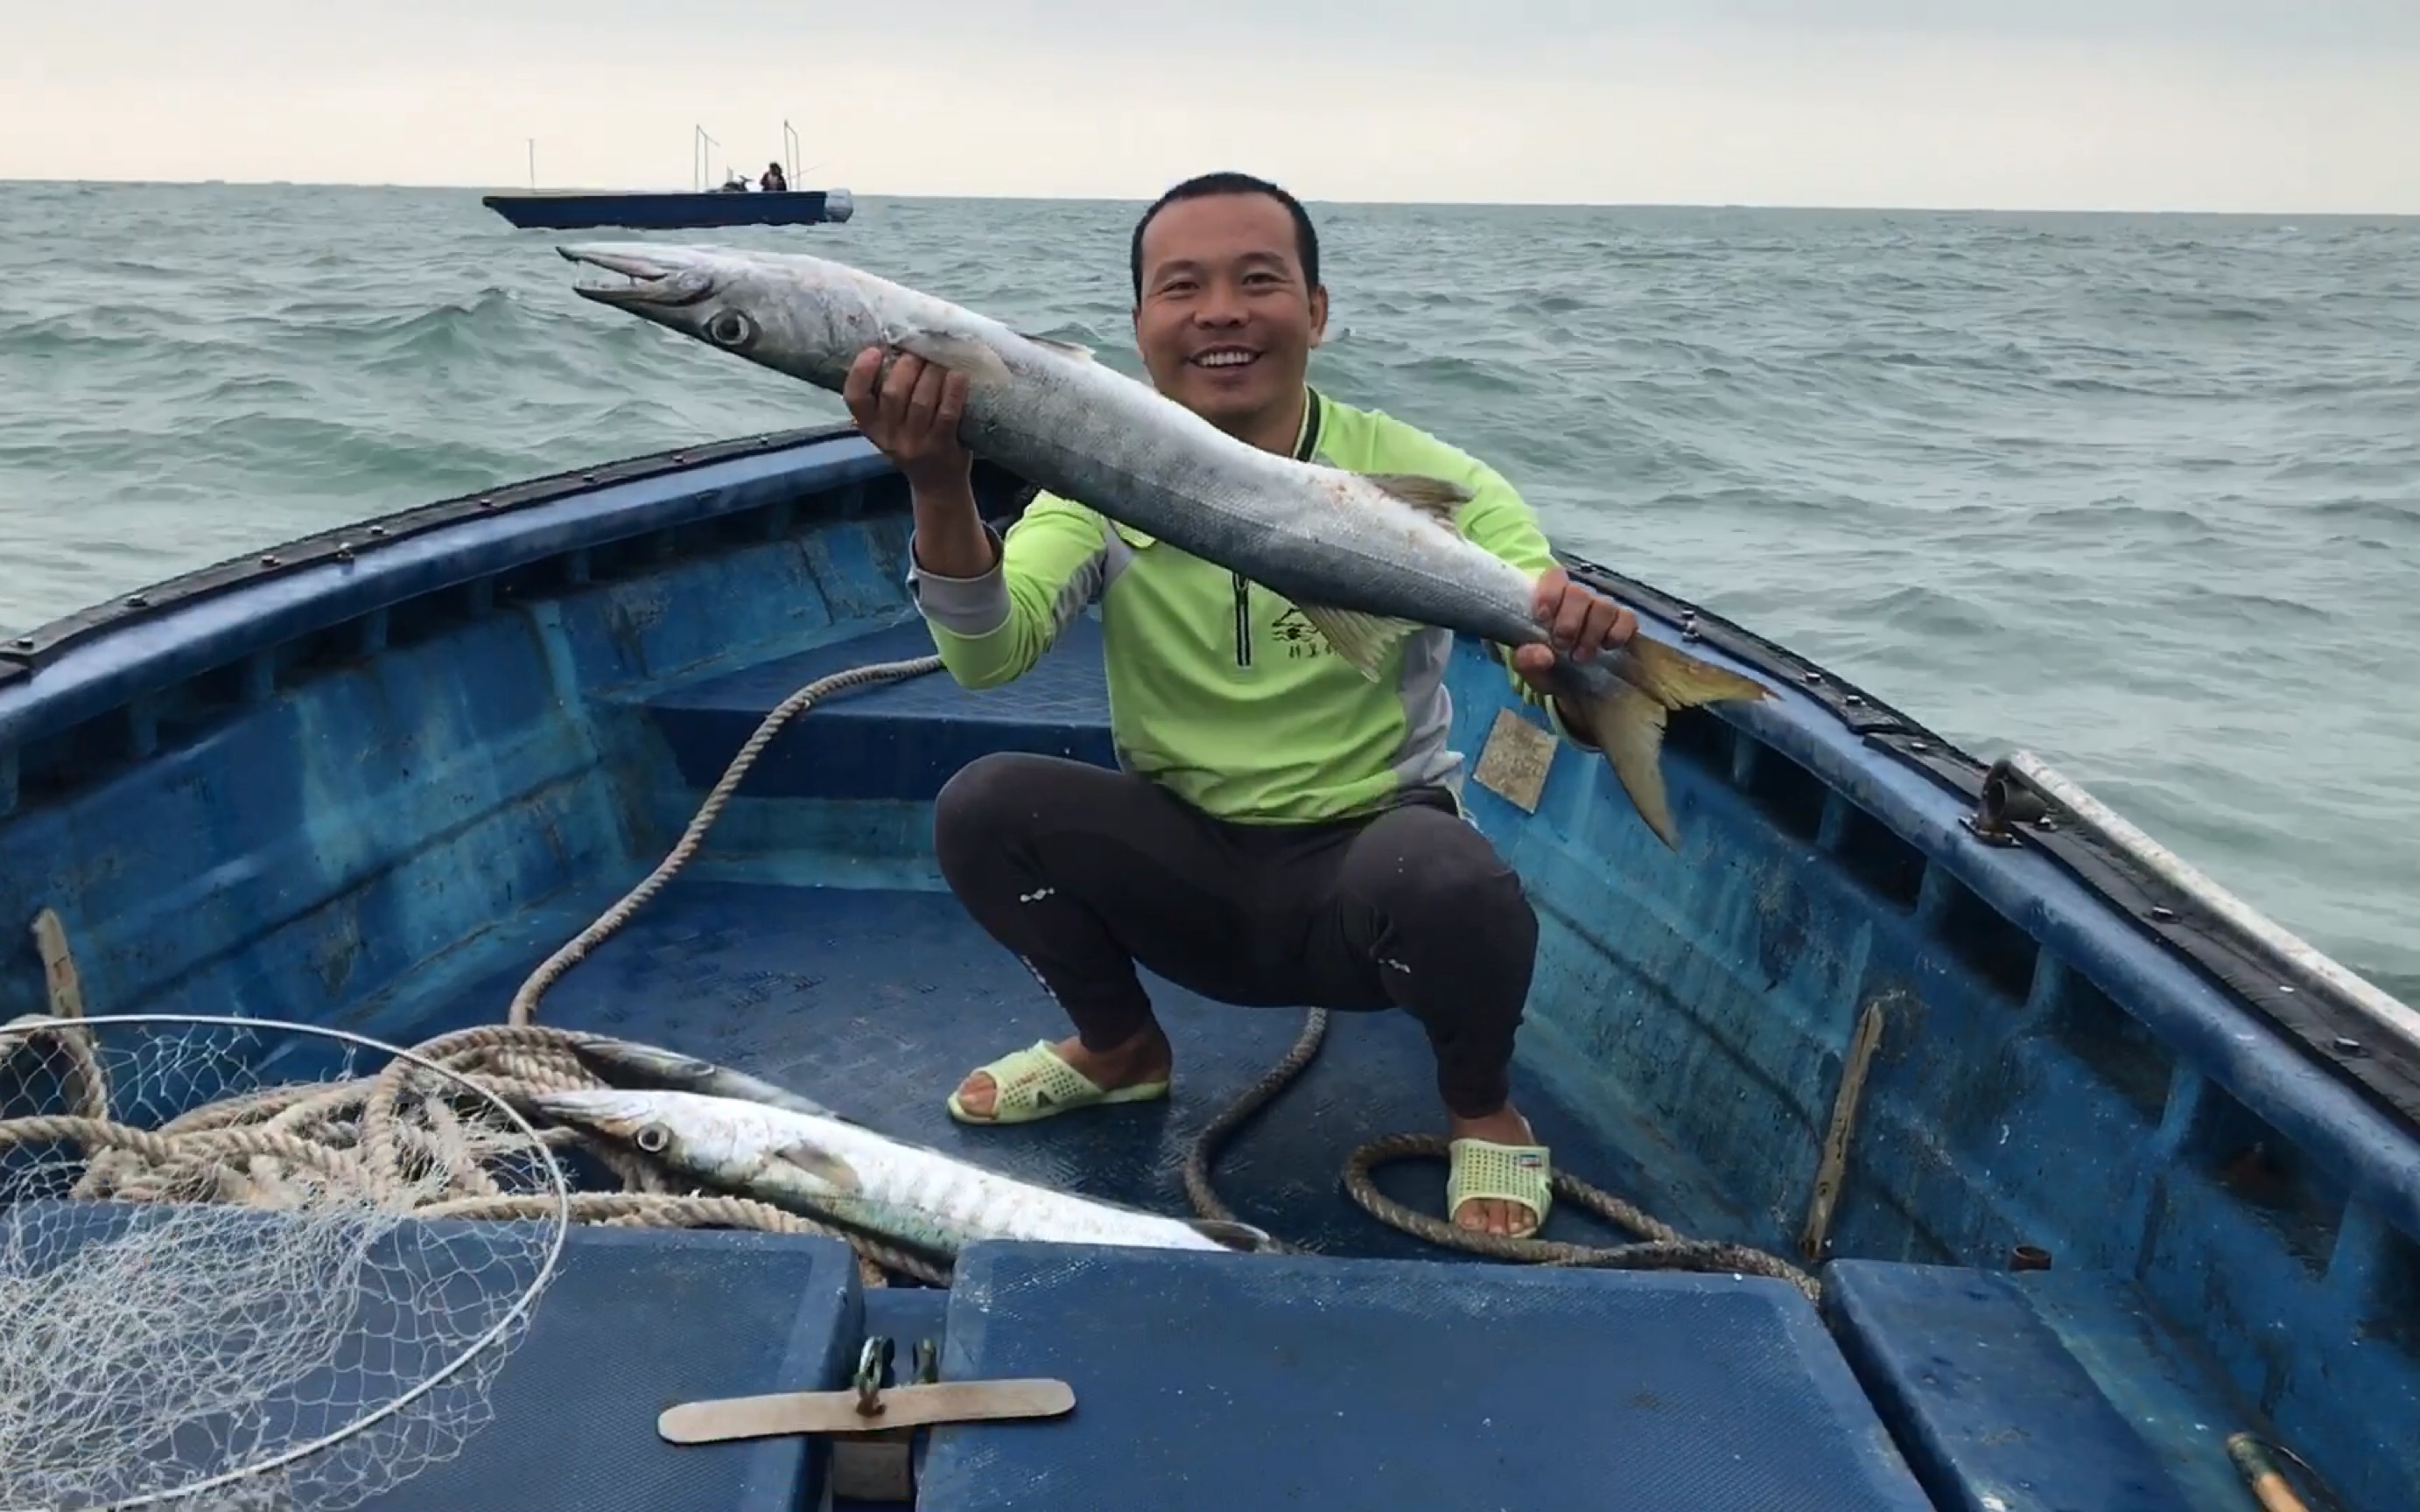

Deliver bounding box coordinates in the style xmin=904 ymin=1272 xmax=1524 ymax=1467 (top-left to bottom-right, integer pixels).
xmin=1472 ymin=708 xmax=1556 ymax=812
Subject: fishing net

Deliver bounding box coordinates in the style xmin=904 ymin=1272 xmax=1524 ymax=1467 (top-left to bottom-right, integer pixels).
xmin=0 ymin=1012 xmax=568 ymax=1512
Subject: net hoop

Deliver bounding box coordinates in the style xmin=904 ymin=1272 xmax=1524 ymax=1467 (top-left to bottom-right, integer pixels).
xmin=0 ymin=1011 xmax=572 ymax=1512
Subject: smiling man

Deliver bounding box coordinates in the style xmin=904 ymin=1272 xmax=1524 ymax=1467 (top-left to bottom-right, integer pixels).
xmin=843 ymin=171 xmax=1637 ymax=1240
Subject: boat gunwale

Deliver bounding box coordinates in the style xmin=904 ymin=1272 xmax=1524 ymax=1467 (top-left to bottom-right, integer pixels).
xmin=2 ymin=424 xmax=2416 ymax=1245
xmin=1567 ymin=550 xmax=2420 ymax=1151
xmin=0 ymin=422 xmax=873 ymax=680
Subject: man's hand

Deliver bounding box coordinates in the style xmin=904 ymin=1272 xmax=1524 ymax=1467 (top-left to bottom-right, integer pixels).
xmin=845 ymin=346 xmax=995 ymax=578
xmin=842 ymin=346 xmax=972 ymax=490
xmin=1511 ymin=565 xmax=1637 ymax=679
xmin=1510 ymin=566 xmax=1638 ymax=743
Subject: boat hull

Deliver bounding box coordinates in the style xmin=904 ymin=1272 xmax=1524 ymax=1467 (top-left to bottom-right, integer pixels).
xmin=480 ymin=188 xmax=855 ymax=230
xmin=2 ymin=429 xmax=2413 ymax=1511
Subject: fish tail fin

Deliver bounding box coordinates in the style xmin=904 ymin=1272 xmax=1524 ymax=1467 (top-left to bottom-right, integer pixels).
xmin=1620 ymin=635 xmax=1773 ymax=711
xmin=1577 ymin=681 xmax=1680 ymax=849
xmin=1566 ymin=640 xmax=1771 ymax=850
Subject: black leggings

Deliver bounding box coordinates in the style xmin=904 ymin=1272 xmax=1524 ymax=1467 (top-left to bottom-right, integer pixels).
xmin=930 ymin=752 xmax=1540 ymax=1119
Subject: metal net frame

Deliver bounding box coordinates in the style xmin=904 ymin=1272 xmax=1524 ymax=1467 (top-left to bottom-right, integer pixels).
xmin=0 ymin=1012 xmax=571 ymax=1512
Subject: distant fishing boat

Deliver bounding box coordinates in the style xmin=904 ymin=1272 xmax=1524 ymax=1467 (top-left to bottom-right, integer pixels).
xmin=479 ymin=191 xmax=852 ymax=233
xmin=1 ymin=424 xmax=2414 ymax=1512
xmin=484 ymin=120 xmax=855 ymax=231
xmin=480 ymin=188 xmax=854 ymax=232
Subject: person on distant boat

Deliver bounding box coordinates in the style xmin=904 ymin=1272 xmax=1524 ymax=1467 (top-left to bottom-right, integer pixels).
xmin=847 ymin=171 xmax=1637 ymax=1242
xmin=761 ymin=161 xmax=789 ymax=192
xmin=719 ymin=171 xmax=749 ymax=192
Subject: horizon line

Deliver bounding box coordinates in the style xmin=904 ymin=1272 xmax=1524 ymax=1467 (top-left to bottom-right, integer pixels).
xmin=3 ymin=175 xmax=2416 ymax=220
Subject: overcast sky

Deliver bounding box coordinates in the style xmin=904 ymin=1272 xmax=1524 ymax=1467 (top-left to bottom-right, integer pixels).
xmin=7 ymin=3 xmax=2416 ymax=211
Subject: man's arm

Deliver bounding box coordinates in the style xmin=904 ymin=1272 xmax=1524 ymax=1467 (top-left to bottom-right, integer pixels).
xmin=848 ymin=347 xmax=1110 ymax=689
xmin=907 ymin=490 xmax=1112 ymax=690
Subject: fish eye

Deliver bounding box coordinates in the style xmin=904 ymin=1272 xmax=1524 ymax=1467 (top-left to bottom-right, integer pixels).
xmin=705 ymin=309 xmax=756 ymax=348
xmin=635 ymin=1122 xmax=671 ymax=1154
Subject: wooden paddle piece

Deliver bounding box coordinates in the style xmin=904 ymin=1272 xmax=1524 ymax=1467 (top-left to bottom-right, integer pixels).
xmin=659 ymin=1378 xmax=1075 ymax=1444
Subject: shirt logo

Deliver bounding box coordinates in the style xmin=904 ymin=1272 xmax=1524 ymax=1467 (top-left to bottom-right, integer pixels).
xmin=1268 ymin=606 xmax=1329 ymax=661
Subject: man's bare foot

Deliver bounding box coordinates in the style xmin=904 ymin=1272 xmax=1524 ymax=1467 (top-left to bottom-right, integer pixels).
xmin=953 ymin=1021 xmax=1174 ymax=1121
xmin=1448 ymin=1104 xmax=1543 ymax=1236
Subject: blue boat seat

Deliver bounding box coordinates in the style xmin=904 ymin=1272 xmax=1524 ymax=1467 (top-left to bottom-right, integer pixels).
xmin=644 ymin=616 xmax=1115 ymax=802
xmin=14 ymin=1201 xmax=864 ymax=1512
xmin=1822 ymin=1259 xmax=2279 ymax=1511
xmin=917 ymin=1241 xmax=1936 ymax=1512
xmin=366 ymin=1224 xmax=865 ymax=1512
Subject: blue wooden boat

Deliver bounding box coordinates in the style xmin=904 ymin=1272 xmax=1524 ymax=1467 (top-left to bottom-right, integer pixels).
xmin=2 ymin=425 xmax=2415 ymax=1511
xmin=480 ymin=187 xmax=856 ymax=231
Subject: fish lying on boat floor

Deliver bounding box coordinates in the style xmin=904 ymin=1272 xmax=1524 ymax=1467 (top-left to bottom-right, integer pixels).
xmin=556 ymin=242 xmax=1771 ymax=847
xmin=533 ymin=1086 xmax=1277 ymax=1260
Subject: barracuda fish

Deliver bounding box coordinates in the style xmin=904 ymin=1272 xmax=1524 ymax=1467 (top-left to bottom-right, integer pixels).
xmin=557 ymin=242 xmax=1771 ymax=847
xmin=534 ymin=1086 xmax=1278 ymax=1260
xmin=553 ymin=1031 xmax=845 ymax=1121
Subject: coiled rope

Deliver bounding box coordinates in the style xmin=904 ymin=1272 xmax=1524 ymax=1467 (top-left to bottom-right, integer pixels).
xmin=1180 ymin=1004 xmax=1820 ymax=1300
xmin=0 ymin=1014 xmax=950 ymax=1287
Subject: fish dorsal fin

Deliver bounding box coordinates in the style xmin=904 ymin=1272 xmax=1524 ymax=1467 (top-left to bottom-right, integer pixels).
xmin=1357 ymin=472 xmax=1473 ymax=523
xmin=1020 ymin=331 xmax=1095 ymax=360
xmin=1293 ymin=603 xmax=1425 ymax=680
xmin=1186 ymin=1217 xmax=1281 ymax=1253
xmin=775 ymin=1142 xmax=862 ymax=1194
xmin=891 ymin=327 xmax=1012 ymax=385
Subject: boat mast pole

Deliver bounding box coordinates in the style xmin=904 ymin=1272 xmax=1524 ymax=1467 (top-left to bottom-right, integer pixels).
xmin=783 ymin=120 xmax=801 ymax=186
xmin=527 ymin=138 xmax=537 ymax=191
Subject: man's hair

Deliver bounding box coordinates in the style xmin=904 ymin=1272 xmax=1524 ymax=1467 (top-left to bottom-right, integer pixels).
xmin=1129 ymin=171 xmax=1321 ymax=302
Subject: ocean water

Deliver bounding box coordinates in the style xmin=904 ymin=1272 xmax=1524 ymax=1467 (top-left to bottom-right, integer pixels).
xmin=1 ymin=182 xmax=2413 ymax=997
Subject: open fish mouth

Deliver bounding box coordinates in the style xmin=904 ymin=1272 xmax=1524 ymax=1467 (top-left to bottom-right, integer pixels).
xmin=558 ymin=244 xmax=716 ymax=307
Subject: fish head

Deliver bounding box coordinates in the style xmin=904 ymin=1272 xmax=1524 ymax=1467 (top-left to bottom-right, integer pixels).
xmin=558 ymin=1032 xmax=717 ymax=1088
xmin=558 ymin=1032 xmax=851 ymax=1121
xmin=531 ymin=1087 xmax=740 ymax=1174
xmin=558 ymin=242 xmax=891 ymax=388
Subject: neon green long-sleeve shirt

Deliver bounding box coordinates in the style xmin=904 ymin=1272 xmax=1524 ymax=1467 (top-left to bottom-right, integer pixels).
xmin=906 ymin=385 xmax=1577 ymax=824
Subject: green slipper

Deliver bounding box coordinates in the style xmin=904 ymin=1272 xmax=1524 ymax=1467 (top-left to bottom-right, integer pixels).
xmin=945 ymin=1040 xmax=1171 ymax=1125
xmin=1446 ymin=1137 xmax=1553 ymax=1239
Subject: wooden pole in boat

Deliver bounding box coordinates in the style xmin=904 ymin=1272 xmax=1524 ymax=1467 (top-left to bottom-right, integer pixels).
xmin=2226 ymin=1434 xmax=2311 ymax=1512
xmin=527 ymin=138 xmax=536 ymax=191
xmin=783 ymin=119 xmax=800 ymax=186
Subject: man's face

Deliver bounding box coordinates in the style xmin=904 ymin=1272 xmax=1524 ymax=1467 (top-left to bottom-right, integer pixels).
xmin=1132 ymin=192 xmax=1328 ymax=437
